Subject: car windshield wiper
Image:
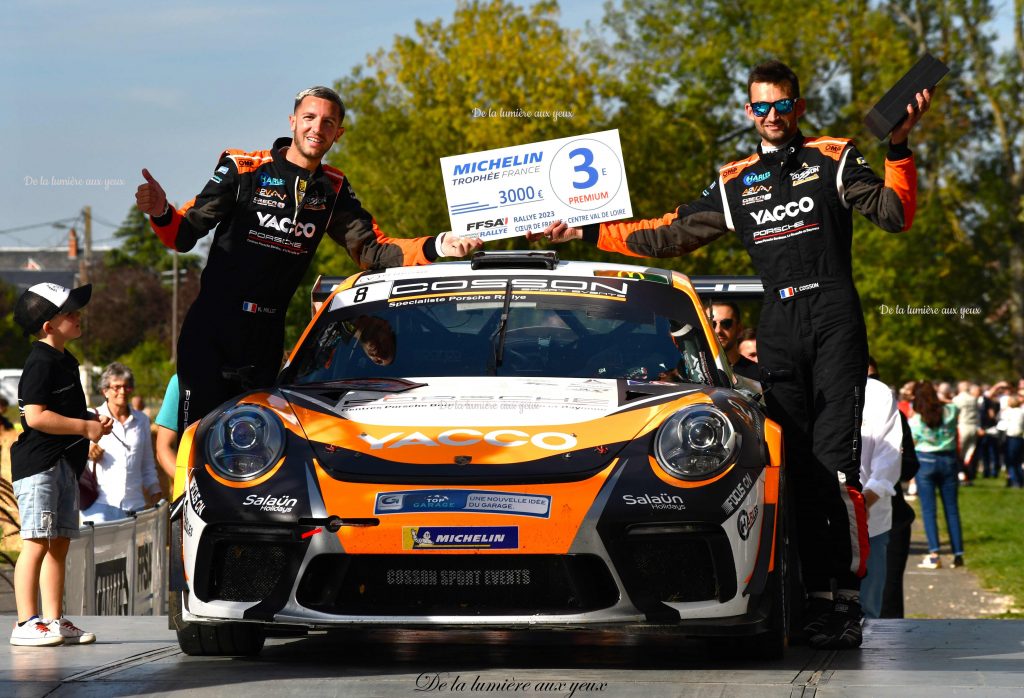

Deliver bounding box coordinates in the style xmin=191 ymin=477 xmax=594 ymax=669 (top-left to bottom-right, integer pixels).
xmin=487 ymin=280 xmax=514 ymax=376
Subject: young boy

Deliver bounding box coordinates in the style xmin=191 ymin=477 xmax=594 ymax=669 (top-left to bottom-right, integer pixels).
xmin=9 ymin=282 xmax=112 ymax=646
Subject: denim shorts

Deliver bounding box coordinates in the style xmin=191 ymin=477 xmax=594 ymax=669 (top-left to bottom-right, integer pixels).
xmin=13 ymin=458 xmax=81 ymax=540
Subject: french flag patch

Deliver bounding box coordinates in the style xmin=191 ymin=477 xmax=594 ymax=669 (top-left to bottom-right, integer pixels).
xmin=242 ymin=301 xmax=258 ymax=313
xmin=778 ymin=287 xmax=796 ymax=299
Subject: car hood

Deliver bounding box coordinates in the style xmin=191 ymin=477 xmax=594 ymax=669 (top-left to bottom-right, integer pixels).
xmin=278 ymin=377 xmax=709 ymax=481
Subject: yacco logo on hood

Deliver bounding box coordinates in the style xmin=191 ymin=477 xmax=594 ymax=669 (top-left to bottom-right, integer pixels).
xmin=358 ymin=429 xmax=577 ymax=451
xmin=742 ymin=171 xmax=771 ymax=186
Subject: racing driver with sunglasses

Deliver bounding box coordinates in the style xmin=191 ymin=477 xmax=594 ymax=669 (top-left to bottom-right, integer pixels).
xmin=538 ymin=60 xmax=932 ymax=650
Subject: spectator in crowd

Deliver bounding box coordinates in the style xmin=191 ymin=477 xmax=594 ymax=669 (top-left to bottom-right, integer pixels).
xmin=998 ymin=394 xmax=1024 ymax=488
xmin=858 ymin=371 xmax=902 ymax=619
xmin=154 ymin=374 xmax=179 ymax=483
xmin=880 ymin=401 xmax=920 ymax=618
xmin=936 ymin=382 xmax=954 ymax=403
xmin=738 ymin=327 xmax=758 ymax=364
xmin=708 ymin=302 xmax=760 ymax=381
xmin=909 ymin=381 xmax=964 ymax=569
xmin=81 ymin=363 xmax=162 ymax=523
xmin=865 ymin=358 xmax=920 ymax=618
xmin=977 ymin=383 xmax=1002 ymax=478
xmin=952 ymin=381 xmax=981 ymax=484
xmin=10 ymin=282 xmax=109 ymax=646
xmin=897 ymin=381 xmax=916 ymax=417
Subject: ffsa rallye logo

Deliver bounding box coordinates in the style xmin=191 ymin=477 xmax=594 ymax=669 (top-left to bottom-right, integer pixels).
xmin=465 ymin=217 xmax=509 ymax=231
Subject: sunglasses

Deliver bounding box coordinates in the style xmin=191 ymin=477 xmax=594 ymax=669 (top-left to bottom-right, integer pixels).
xmin=712 ymin=318 xmax=735 ymax=330
xmin=750 ymin=98 xmax=797 ymax=117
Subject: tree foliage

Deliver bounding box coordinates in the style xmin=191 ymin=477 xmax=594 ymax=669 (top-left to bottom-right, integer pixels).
xmin=0 ymin=279 xmax=31 ymax=368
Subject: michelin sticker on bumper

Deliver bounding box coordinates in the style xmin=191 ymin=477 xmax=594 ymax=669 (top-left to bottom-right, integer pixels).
xmin=403 ymin=526 xmax=519 ymax=550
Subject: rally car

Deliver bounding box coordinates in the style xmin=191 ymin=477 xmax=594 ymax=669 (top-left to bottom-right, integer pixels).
xmin=169 ymin=251 xmax=794 ymax=657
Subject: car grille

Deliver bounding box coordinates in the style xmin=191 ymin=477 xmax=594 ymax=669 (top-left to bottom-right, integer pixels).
xmin=608 ymin=525 xmax=736 ymax=616
xmin=210 ymin=541 xmax=289 ymax=602
xmin=192 ymin=525 xmax=301 ymax=605
xmin=296 ymin=554 xmax=618 ymax=615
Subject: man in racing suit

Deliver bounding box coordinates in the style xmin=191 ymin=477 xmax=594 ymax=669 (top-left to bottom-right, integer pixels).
xmin=539 ymin=60 xmax=931 ymax=649
xmin=136 ymin=86 xmax=481 ymax=433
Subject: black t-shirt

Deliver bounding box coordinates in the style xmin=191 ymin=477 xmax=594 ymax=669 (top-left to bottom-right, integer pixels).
xmin=10 ymin=342 xmax=90 ymax=481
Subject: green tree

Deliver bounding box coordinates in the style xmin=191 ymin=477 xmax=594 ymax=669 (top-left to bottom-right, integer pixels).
xmin=0 ymin=279 xmax=31 ymax=367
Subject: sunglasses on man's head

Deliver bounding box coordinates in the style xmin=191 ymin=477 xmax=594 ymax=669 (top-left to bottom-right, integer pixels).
xmin=750 ymin=98 xmax=797 ymax=117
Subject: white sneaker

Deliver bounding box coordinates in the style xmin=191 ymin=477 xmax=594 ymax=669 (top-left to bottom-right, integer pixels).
xmin=50 ymin=617 xmax=96 ymax=645
xmin=10 ymin=617 xmax=65 ymax=646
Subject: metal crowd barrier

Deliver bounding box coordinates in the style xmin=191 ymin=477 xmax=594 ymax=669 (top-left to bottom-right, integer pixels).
xmin=63 ymin=501 xmax=168 ymax=616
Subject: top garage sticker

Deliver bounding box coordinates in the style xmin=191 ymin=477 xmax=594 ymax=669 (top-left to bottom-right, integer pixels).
xmin=375 ymin=490 xmax=551 ymax=517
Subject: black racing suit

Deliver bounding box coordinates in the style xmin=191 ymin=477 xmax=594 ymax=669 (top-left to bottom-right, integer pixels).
xmin=582 ymin=130 xmax=917 ymax=593
xmin=150 ymin=137 xmax=444 ymax=433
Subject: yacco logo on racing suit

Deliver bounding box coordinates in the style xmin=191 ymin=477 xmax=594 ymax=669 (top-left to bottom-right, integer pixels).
xmin=260 ymin=174 xmax=285 ymax=186
xmin=466 ymin=218 xmax=509 ymax=231
xmin=749 ymin=196 xmax=814 ymax=226
xmin=359 ymin=429 xmax=577 ymax=451
xmin=403 ymin=526 xmax=519 ymax=550
xmin=256 ymin=212 xmax=316 ymax=237
xmin=742 ymin=171 xmax=771 ymax=186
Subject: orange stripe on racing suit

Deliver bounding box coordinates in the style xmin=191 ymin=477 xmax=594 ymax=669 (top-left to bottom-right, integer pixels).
xmin=883 ymin=156 xmax=916 ymax=231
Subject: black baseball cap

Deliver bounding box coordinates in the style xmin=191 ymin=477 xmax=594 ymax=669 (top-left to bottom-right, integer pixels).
xmin=13 ymin=282 xmax=92 ymax=335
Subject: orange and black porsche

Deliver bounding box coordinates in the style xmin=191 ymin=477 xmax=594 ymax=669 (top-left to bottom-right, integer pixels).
xmin=169 ymin=252 xmax=794 ymax=657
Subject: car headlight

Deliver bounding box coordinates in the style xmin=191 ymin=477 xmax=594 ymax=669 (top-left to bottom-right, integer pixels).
xmin=206 ymin=405 xmax=285 ymax=481
xmin=654 ymin=406 xmax=737 ymax=480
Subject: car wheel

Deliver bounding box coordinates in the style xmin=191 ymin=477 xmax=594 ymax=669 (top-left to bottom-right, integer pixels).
xmin=173 ymin=591 xmax=265 ymax=656
xmin=748 ymin=492 xmax=798 ymax=660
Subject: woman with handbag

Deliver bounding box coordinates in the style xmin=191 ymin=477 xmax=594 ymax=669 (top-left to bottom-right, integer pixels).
xmin=80 ymin=363 xmax=162 ymax=523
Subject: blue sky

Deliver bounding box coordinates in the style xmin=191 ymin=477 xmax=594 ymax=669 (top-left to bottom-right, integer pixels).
xmin=0 ymin=0 xmax=603 ymax=249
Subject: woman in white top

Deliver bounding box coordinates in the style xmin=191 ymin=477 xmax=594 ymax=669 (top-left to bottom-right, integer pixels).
xmin=81 ymin=363 xmax=162 ymax=522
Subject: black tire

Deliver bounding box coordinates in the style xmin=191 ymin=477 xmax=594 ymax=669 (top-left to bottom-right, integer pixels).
xmin=174 ymin=591 xmax=265 ymax=656
xmin=743 ymin=488 xmax=799 ymax=660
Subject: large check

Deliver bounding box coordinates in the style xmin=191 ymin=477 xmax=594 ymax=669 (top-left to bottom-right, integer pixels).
xmin=441 ymin=129 xmax=632 ymax=240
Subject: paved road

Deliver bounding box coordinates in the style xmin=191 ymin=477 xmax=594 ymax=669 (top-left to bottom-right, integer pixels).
xmin=1 ymin=615 xmax=1023 ymax=697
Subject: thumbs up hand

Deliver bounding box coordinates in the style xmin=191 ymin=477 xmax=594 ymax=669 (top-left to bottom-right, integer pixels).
xmin=136 ymin=168 xmax=169 ymax=217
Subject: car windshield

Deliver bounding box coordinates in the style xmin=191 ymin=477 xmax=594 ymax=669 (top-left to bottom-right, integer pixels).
xmin=281 ymin=272 xmax=720 ymax=385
